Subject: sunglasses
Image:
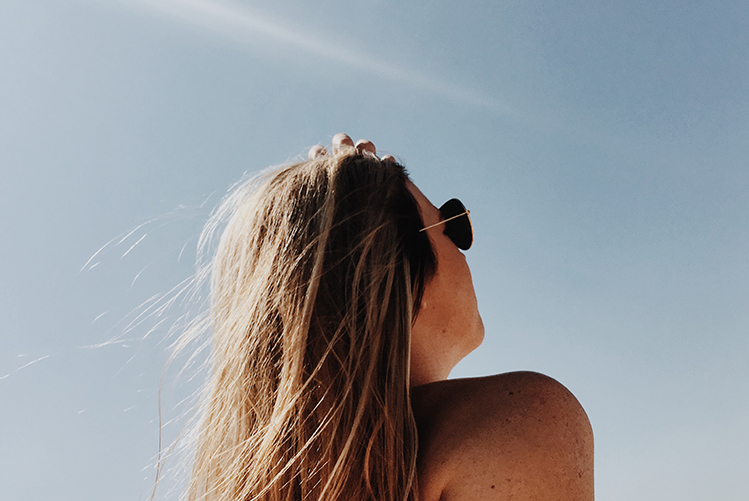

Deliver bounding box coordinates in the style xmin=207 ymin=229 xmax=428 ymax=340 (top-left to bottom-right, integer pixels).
xmin=419 ymin=198 xmax=473 ymax=250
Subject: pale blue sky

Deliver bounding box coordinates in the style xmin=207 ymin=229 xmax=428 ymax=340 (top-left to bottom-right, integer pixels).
xmin=2 ymin=1 xmax=748 ymax=500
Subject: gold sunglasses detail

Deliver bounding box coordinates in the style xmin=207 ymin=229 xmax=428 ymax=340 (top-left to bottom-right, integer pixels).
xmin=418 ymin=198 xmax=473 ymax=250
xmin=419 ymin=210 xmax=471 ymax=232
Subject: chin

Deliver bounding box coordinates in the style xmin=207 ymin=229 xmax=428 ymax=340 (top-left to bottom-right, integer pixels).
xmin=473 ymin=314 xmax=485 ymax=349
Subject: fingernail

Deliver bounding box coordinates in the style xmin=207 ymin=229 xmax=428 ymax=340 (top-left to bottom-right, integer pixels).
xmin=308 ymin=145 xmax=327 ymax=159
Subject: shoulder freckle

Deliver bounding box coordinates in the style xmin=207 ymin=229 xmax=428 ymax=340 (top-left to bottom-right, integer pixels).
xmin=413 ymin=373 xmax=594 ymax=500
xmin=419 ymin=372 xmax=585 ymax=450
xmin=435 ymin=373 xmax=594 ymax=498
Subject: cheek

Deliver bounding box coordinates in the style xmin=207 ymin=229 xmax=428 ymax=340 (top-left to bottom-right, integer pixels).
xmin=416 ymin=277 xmax=443 ymax=322
xmin=417 ymin=233 xmax=479 ymax=330
xmin=420 ymin=259 xmax=471 ymax=324
xmin=446 ymin=253 xmax=482 ymax=334
xmin=444 ymin=252 xmax=475 ymax=301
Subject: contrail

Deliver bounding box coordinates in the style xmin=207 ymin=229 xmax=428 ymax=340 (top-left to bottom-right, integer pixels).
xmin=113 ymin=0 xmax=510 ymax=112
xmin=110 ymin=0 xmax=622 ymax=146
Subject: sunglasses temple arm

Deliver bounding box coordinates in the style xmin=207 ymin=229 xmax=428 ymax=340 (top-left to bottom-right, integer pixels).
xmin=418 ymin=210 xmax=470 ymax=232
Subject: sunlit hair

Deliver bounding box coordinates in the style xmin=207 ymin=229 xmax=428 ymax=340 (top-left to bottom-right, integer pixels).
xmin=186 ymin=151 xmax=436 ymax=501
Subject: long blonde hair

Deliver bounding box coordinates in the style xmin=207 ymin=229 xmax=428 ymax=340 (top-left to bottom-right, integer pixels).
xmin=186 ymin=151 xmax=436 ymax=501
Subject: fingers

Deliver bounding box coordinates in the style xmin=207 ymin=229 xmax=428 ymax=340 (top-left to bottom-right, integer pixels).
xmin=308 ymin=145 xmax=327 ymax=160
xmin=319 ymin=133 xmax=391 ymax=161
xmin=355 ymin=139 xmax=376 ymax=156
xmin=332 ymin=133 xmax=354 ymax=154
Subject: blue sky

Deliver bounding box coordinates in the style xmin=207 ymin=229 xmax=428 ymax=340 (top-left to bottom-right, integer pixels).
xmin=1 ymin=0 xmax=748 ymax=499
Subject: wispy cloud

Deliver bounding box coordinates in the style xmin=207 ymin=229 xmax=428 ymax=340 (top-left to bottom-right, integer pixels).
xmin=111 ymin=0 xmax=626 ymax=146
xmin=114 ymin=0 xmax=510 ymax=112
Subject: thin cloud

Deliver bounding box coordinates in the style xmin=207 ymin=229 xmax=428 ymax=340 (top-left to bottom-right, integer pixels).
xmin=114 ymin=0 xmax=509 ymax=112
xmin=112 ymin=0 xmax=623 ymax=147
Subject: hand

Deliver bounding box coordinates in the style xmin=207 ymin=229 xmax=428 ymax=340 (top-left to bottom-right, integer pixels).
xmin=308 ymin=133 xmax=395 ymax=162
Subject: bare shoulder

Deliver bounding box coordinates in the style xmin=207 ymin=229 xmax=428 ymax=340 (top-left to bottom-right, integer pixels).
xmin=412 ymin=372 xmax=594 ymax=501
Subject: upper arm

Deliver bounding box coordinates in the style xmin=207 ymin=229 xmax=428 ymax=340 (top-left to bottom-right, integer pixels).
xmin=415 ymin=372 xmax=594 ymax=501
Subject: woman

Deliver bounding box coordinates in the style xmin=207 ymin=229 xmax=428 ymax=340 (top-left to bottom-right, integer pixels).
xmin=184 ymin=134 xmax=593 ymax=501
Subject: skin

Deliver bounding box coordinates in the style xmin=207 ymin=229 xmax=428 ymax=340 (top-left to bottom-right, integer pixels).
xmin=312 ymin=135 xmax=595 ymax=501
xmin=412 ymin=372 xmax=594 ymax=501
xmin=408 ymin=183 xmax=594 ymax=501
xmin=407 ymin=181 xmax=484 ymax=387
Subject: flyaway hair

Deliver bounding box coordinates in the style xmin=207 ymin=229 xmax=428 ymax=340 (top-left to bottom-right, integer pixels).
xmin=185 ymin=151 xmax=436 ymax=501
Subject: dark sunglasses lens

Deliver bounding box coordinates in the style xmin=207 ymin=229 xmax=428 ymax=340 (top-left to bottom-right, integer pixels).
xmin=439 ymin=198 xmax=473 ymax=250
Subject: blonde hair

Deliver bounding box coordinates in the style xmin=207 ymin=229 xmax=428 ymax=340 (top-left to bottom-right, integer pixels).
xmin=186 ymin=151 xmax=436 ymax=501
